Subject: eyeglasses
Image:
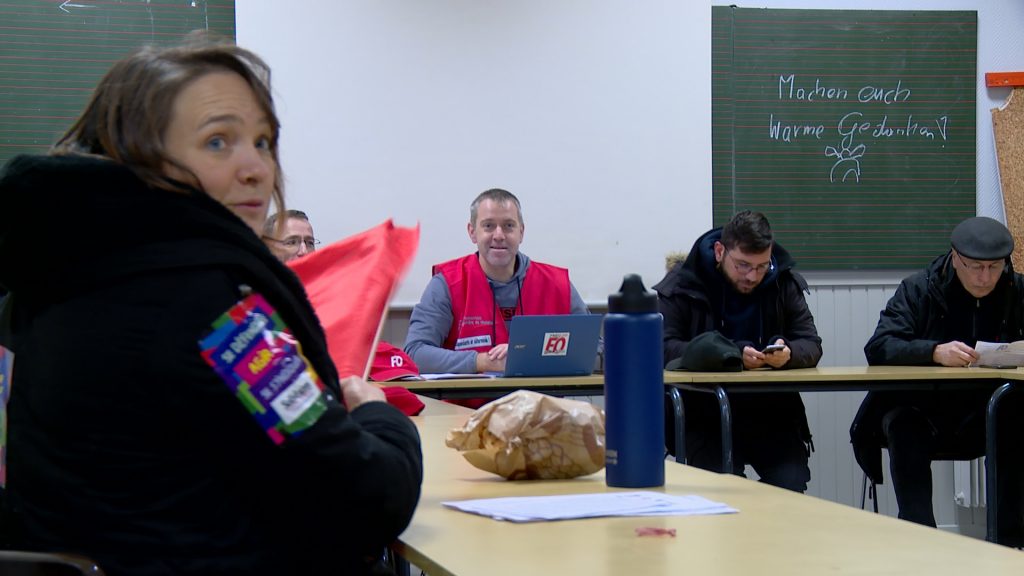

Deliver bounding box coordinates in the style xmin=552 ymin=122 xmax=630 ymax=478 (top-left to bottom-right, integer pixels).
xmin=726 ymin=251 xmax=772 ymax=275
xmin=264 ymin=235 xmax=320 ymax=252
xmin=955 ymin=252 xmax=1005 ymax=275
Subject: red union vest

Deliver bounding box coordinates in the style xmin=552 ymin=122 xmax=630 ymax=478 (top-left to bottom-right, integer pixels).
xmin=433 ymin=254 xmax=571 ymax=352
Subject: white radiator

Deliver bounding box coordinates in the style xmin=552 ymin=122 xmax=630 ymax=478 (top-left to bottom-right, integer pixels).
xmin=954 ymin=458 xmax=987 ymax=509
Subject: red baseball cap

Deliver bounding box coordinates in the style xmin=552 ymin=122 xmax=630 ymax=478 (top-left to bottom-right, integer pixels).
xmin=381 ymin=386 xmax=425 ymax=416
xmin=369 ymin=341 xmax=420 ymax=382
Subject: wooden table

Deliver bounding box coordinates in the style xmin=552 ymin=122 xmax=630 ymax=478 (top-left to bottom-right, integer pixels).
xmin=415 ymin=394 xmax=475 ymax=417
xmin=392 ymin=407 xmax=1024 ymax=575
xmin=402 ymin=374 xmax=605 ymax=400
xmin=667 ymin=366 xmax=1024 ymax=544
xmin=401 ymin=372 xmax=690 ymax=400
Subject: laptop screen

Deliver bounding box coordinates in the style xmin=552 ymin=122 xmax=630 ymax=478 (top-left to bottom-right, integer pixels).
xmin=501 ymin=314 xmax=603 ymax=377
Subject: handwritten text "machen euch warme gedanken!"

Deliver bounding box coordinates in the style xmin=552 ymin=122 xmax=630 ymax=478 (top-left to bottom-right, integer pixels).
xmin=767 ymin=74 xmax=949 ymax=183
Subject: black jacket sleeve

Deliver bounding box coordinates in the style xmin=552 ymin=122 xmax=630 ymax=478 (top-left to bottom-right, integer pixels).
xmin=659 ymin=292 xmax=704 ymax=366
xmin=775 ymin=275 xmax=823 ymax=369
xmin=285 ymin=401 xmax=423 ymax=553
xmin=863 ymin=275 xmax=938 ymax=365
xmin=166 ymin=268 xmax=424 ymax=563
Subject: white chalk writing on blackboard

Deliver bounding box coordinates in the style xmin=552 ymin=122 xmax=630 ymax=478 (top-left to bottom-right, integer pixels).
xmin=771 ymin=75 xmax=948 ymax=183
xmin=58 ymin=1 xmax=95 ymax=13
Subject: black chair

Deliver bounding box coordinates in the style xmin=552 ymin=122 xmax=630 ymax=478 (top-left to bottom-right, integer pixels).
xmin=665 ymin=387 xmax=685 ymax=464
xmin=855 ymin=383 xmax=1022 ymax=547
xmin=860 ymin=447 xmax=985 ymax=514
xmin=0 ymin=551 xmax=105 ymax=576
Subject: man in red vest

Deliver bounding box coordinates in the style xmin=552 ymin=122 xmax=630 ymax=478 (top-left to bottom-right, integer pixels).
xmin=405 ymin=188 xmax=589 ymax=374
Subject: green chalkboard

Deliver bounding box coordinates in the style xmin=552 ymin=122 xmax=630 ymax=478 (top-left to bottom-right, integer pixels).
xmin=0 ymin=0 xmax=235 ymax=170
xmin=712 ymin=7 xmax=977 ymax=269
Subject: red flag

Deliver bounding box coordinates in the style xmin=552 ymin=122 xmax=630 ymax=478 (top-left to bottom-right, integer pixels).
xmin=287 ymin=220 xmax=419 ymax=380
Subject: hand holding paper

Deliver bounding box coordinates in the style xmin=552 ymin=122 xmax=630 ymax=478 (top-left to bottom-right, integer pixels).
xmin=972 ymin=341 xmax=1024 ymax=368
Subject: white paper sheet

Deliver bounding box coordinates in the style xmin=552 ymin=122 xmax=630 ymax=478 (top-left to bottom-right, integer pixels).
xmin=973 ymin=341 xmax=1024 ymax=368
xmin=419 ymin=373 xmax=498 ymax=381
xmin=442 ymin=491 xmax=738 ymax=523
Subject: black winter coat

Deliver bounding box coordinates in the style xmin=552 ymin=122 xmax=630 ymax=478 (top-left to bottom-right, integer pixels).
xmin=0 ymin=155 xmax=423 ymax=576
xmin=653 ymin=228 xmax=822 ymax=369
xmin=851 ymin=252 xmax=1024 ymax=484
xmin=653 ymin=228 xmax=822 ymax=438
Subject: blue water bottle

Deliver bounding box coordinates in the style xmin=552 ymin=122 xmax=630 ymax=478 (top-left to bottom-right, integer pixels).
xmin=604 ymin=274 xmax=664 ymax=488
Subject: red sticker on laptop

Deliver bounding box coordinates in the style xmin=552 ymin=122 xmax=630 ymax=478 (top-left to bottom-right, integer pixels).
xmin=199 ymin=293 xmax=328 ymax=444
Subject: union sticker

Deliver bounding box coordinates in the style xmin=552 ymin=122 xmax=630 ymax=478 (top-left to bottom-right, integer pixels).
xmin=199 ymin=293 xmax=328 ymax=444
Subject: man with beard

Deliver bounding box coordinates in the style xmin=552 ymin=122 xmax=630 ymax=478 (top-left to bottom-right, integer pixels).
xmin=654 ymin=210 xmax=821 ymax=491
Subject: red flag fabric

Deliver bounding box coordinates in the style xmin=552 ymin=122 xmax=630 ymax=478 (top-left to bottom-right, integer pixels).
xmin=380 ymin=386 xmax=425 ymax=416
xmin=287 ymin=219 xmax=419 ymax=380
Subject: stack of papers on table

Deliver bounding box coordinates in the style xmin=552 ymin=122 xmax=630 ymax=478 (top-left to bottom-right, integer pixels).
xmin=419 ymin=373 xmax=498 ymax=381
xmin=973 ymin=341 xmax=1024 ymax=368
xmin=442 ymin=491 xmax=737 ymax=523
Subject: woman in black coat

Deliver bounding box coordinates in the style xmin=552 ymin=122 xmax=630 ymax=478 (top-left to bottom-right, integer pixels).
xmin=0 ymin=41 xmax=422 ymax=576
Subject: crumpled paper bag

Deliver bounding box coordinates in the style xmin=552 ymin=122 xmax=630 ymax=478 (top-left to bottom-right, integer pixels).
xmin=445 ymin=390 xmax=606 ymax=480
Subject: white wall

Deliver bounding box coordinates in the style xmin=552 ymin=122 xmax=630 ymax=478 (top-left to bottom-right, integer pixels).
xmin=238 ymin=0 xmax=708 ymax=306
xmin=237 ymin=1 xmax=1024 ymax=306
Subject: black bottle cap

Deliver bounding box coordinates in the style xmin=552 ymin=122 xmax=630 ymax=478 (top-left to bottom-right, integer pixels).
xmin=608 ymin=274 xmax=657 ymax=314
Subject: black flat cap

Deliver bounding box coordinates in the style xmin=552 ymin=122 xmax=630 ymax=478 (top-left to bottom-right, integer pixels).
xmin=951 ymin=217 xmax=1014 ymax=261
xmin=666 ymin=331 xmax=742 ymax=372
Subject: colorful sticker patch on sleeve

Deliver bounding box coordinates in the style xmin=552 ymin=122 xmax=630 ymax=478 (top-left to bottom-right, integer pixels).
xmin=0 ymin=344 xmax=13 ymax=487
xmin=199 ymin=293 xmax=328 ymax=444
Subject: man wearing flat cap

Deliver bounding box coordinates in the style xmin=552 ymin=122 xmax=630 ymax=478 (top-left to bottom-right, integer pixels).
xmin=852 ymin=216 xmax=1024 ymax=545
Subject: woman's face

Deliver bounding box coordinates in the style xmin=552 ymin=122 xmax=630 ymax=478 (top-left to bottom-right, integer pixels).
xmin=163 ymin=71 xmax=276 ymax=233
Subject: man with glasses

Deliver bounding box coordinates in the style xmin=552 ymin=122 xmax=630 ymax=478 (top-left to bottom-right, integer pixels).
xmin=853 ymin=216 xmax=1024 ymax=544
xmin=654 ymin=210 xmax=821 ymax=491
xmin=262 ymin=210 xmax=320 ymax=263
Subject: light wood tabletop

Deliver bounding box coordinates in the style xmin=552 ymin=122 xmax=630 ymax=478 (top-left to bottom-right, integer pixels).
xmin=415 ymin=394 xmax=474 ymax=417
xmin=409 ymin=366 xmax=1024 ymax=413
xmin=679 ymin=365 xmax=1022 ymax=385
xmin=399 ymin=367 xmax=1024 ymax=398
xmin=394 ymin=410 xmax=1024 ymax=575
xmin=400 ymin=371 xmax=690 ymax=399
xmin=664 ymin=365 xmax=1024 ymax=542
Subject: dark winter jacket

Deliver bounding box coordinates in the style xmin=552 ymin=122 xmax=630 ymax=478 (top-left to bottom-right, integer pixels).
xmin=653 ymin=228 xmax=822 ymax=369
xmin=653 ymin=228 xmax=822 ymax=438
xmin=0 ymin=155 xmax=423 ymax=576
xmin=852 ymin=252 xmax=1024 ymax=484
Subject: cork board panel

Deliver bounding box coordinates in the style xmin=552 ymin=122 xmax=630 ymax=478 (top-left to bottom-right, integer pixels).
xmin=993 ymin=88 xmax=1024 ymax=271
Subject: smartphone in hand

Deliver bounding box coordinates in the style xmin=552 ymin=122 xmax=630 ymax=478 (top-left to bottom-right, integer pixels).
xmin=761 ymin=344 xmax=785 ymax=354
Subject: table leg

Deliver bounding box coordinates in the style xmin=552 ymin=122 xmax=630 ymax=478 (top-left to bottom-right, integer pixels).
xmin=383 ymin=547 xmax=411 ymax=576
xmin=716 ymin=385 xmax=734 ymax=474
xmin=985 ymin=382 xmax=1018 ymax=545
xmin=667 ymin=387 xmax=686 ymax=464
